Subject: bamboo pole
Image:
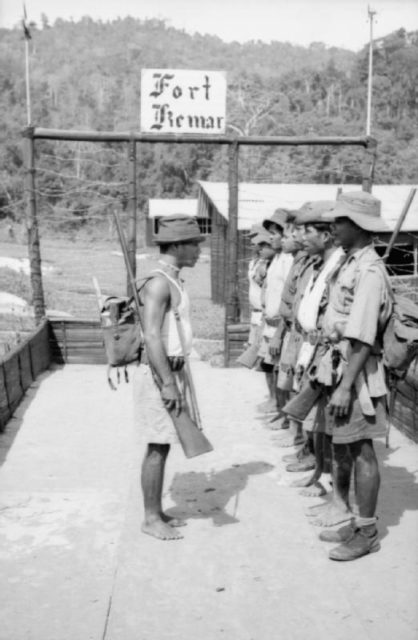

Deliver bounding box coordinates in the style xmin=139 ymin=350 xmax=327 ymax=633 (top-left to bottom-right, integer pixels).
xmin=24 ymin=37 xmax=31 ymax=125
xmin=225 ymin=140 xmax=240 ymax=328
xmin=23 ymin=126 xmax=46 ymax=322
xmin=366 ymin=7 xmax=376 ymax=137
xmin=383 ymin=188 xmax=417 ymax=262
xmin=33 ymin=128 xmax=374 ymax=148
xmin=127 ymin=138 xmax=137 ymax=296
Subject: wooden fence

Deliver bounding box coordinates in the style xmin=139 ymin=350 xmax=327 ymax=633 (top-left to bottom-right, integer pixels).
xmin=0 ymin=320 xmax=50 ymax=431
xmin=48 ymin=318 xmax=106 ymax=364
xmin=1 ymin=317 xmax=417 ymax=443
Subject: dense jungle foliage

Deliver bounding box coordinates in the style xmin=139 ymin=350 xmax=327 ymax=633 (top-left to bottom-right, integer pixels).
xmin=0 ymin=17 xmax=417 ymax=232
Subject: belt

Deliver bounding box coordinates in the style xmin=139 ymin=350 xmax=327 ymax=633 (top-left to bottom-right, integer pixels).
xmin=301 ymin=330 xmax=327 ymax=346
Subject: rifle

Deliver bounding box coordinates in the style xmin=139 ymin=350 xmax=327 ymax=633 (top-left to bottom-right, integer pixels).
xmin=236 ymin=341 xmax=260 ymax=369
xmin=281 ymin=381 xmax=321 ymax=422
xmin=113 ymin=210 xmax=213 ymax=459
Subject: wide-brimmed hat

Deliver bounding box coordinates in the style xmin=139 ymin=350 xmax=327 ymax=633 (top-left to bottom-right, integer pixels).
xmin=248 ymin=223 xmax=265 ymax=238
xmin=294 ymin=200 xmax=336 ymax=226
xmin=154 ymin=215 xmax=205 ymax=244
xmin=325 ymin=191 xmax=390 ymax=233
xmin=251 ymin=231 xmax=273 ymax=246
xmin=262 ymin=208 xmax=290 ymax=232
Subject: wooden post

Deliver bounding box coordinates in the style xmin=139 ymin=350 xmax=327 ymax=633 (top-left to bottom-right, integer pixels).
xmin=225 ymin=140 xmax=240 ymax=327
xmin=127 ymin=137 xmax=137 ymax=296
xmin=23 ymin=126 xmax=46 ymax=322
xmin=362 ymin=137 xmax=377 ymax=193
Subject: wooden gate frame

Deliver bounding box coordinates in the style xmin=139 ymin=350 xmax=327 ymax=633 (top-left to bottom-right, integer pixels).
xmin=24 ymin=126 xmax=377 ymax=328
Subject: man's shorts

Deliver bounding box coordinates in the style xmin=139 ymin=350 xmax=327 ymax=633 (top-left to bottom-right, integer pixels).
xmin=258 ymin=335 xmax=274 ymax=365
xmin=132 ymin=364 xmax=179 ymax=445
xmin=323 ymin=393 xmax=387 ymax=444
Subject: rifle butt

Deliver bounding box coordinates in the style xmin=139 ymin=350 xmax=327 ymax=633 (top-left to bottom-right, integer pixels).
xmin=170 ymin=408 xmax=213 ymax=458
xmin=236 ymin=343 xmax=260 ymax=369
xmin=282 ymin=383 xmax=321 ymax=422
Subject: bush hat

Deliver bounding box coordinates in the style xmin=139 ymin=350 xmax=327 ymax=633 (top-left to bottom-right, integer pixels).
xmin=248 ymin=223 xmax=265 ymax=238
xmin=154 ymin=215 xmax=205 ymax=244
xmin=294 ymin=200 xmax=336 ymax=226
xmin=251 ymin=231 xmax=273 ymax=246
xmin=325 ymin=191 xmax=390 ymax=233
xmin=262 ymin=208 xmax=289 ymax=232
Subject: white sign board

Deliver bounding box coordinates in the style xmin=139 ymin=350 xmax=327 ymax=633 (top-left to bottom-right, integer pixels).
xmin=141 ymin=69 xmax=227 ymax=134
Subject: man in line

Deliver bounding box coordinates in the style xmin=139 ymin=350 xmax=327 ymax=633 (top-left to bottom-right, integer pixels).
xmin=268 ymin=210 xmax=311 ymax=432
xmin=134 ymin=215 xmax=205 ymax=540
xmin=286 ymin=202 xmax=344 ymax=491
xmin=238 ymin=230 xmax=274 ymax=368
xmin=258 ymin=209 xmax=294 ymax=414
xmin=309 ymin=191 xmax=392 ymax=560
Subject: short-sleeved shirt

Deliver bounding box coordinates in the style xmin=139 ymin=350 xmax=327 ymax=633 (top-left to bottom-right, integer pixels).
xmin=321 ymin=244 xmax=392 ymax=397
xmin=278 ymin=251 xmax=314 ymax=326
xmin=262 ymin=251 xmax=294 ymax=337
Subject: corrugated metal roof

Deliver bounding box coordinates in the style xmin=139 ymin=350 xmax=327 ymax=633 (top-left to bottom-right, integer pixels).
xmin=197 ymin=181 xmax=418 ymax=232
xmin=148 ymin=199 xmax=200 ymax=218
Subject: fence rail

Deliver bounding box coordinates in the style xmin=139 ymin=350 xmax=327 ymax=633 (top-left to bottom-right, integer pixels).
xmin=1 ymin=317 xmax=417 ymax=443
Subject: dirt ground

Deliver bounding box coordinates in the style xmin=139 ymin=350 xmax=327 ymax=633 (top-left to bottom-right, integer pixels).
xmin=0 ymin=358 xmax=417 ymax=640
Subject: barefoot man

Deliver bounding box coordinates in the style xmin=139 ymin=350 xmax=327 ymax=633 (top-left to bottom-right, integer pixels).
xmin=134 ymin=215 xmax=204 ymax=540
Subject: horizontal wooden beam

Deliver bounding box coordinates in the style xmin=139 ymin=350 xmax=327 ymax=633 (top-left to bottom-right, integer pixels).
xmin=30 ymin=127 xmax=374 ymax=148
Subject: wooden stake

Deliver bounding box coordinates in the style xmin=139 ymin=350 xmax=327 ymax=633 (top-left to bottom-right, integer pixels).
xmin=127 ymin=137 xmax=137 ymax=296
xmin=24 ymin=127 xmax=45 ymax=322
xmin=226 ymin=140 xmax=240 ymax=326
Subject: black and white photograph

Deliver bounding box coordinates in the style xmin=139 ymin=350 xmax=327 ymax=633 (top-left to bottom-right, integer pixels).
xmin=0 ymin=0 xmax=417 ymax=638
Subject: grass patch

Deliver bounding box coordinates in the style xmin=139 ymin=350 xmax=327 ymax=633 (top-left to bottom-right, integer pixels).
xmin=0 ymin=239 xmax=225 ymax=343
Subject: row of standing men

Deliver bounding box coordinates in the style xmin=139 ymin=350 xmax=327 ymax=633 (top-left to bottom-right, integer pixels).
xmin=239 ymin=190 xmax=392 ymax=561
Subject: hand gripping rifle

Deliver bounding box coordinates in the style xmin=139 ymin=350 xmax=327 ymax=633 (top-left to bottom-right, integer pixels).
xmin=113 ymin=210 xmax=213 ymax=459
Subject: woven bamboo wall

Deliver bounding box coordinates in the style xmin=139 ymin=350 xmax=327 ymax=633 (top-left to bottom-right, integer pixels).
xmin=0 ymin=320 xmax=50 ymax=431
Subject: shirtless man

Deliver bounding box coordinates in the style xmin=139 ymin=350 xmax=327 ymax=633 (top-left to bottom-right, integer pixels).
xmin=133 ymin=215 xmax=204 ymax=540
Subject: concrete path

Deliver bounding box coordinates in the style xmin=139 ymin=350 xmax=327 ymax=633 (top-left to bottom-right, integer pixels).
xmin=0 ymin=360 xmax=417 ymax=640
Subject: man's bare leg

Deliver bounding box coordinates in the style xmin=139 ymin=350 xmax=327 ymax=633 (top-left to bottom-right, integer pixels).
xmin=309 ymin=442 xmax=352 ymax=526
xmin=298 ymin=433 xmax=332 ymax=496
xmin=327 ymin=438 xmax=380 ymax=560
xmin=273 ymin=419 xmax=305 ymax=447
xmin=351 ymin=439 xmax=380 ymax=516
xmin=141 ymin=443 xmax=183 ymax=540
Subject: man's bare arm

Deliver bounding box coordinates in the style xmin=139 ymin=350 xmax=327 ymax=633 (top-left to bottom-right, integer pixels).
xmin=141 ymin=277 xmax=181 ymax=414
xmin=329 ymin=340 xmax=371 ymax=417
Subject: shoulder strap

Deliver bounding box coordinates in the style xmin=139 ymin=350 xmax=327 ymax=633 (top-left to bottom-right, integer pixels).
xmin=149 ymin=269 xmax=182 ymax=309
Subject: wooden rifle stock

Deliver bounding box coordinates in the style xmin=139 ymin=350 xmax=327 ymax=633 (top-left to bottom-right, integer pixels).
xmin=282 ymin=382 xmax=321 ymax=422
xmin=113 ymin=210 xmax=213 ymax=459
xmin=236 ymin=341 xmax=260 ymax=368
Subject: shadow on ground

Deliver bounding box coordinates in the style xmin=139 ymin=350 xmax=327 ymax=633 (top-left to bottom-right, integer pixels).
xmin=376 ymin=439 xmax=418 ymax=541
xmin=168 ymin=461 xmax=274 ymax=526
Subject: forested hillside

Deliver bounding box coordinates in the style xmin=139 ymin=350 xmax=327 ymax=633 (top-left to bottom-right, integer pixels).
xmin=0 ymin=18 xmax=417 ymax=232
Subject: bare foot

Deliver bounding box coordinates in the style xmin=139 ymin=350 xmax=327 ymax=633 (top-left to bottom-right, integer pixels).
xmin=310 ymin=504 xmax=352 ymax=527
xmin=161 ymin=513 xmax=187 ymax=528
xmin=273 ymin=435 xmax=305 ymax=448
xmin=291 ymin=473 xmax=315 ymax=488
xmin=306 ymin=500 xmax=330 ymax=514
xmin=300 ymin=481 xmax=328 ymax=498
xmin=141 ymin=518 xmax=184 ymax=540
xmin=268 ymin=416 xmax=289 ymax=431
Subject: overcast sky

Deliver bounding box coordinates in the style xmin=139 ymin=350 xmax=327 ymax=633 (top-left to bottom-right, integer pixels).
xmin=1 ymin=0 xmax=417 ymax=51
